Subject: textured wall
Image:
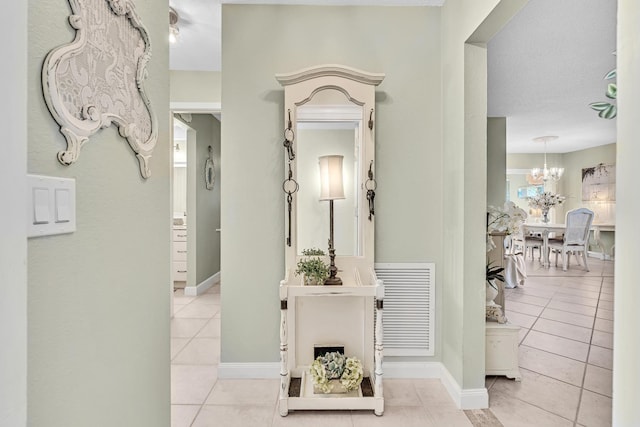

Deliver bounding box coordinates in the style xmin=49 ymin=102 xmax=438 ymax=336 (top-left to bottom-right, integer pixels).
xmin=27 ymin=0 xmax=171 ymax=425
xmin=221 ymin=5 xmax=442 ymax=364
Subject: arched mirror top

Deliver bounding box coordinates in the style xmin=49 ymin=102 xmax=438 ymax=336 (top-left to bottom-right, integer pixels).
xmin=277 ymin=65 xmax=384 ymax=287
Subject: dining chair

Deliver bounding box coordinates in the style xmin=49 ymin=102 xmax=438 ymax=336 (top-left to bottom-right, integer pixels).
xmin=548 ymin=208 xmax=595 ymax=271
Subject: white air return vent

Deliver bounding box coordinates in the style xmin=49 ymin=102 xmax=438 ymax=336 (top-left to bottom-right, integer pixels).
xmin=375 ymin=263 xmax=435 ymax=356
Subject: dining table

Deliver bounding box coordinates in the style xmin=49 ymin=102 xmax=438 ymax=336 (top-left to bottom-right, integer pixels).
xmin=523 ymin=222 xmax=616 ymax=268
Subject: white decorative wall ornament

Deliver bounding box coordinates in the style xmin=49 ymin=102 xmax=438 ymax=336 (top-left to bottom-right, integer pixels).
xmin=205 ymin=146 xmax=215 ymax=190
xmin=42 ymin=0 xmax=158 ymax=178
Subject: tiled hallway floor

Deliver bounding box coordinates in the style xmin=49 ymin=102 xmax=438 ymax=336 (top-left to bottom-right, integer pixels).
xmin=487 ymin=256 xmax=614 ymax=427
xmin=171 ymin=257 xmax=613 ymax=427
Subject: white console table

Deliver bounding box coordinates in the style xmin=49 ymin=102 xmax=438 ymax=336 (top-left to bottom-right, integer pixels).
xmin=485 ymin=322 xmax=521 ymax=381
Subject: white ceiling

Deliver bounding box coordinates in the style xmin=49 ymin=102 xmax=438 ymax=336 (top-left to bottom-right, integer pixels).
xmin=169 ymin=0 xmax=617 ymax=154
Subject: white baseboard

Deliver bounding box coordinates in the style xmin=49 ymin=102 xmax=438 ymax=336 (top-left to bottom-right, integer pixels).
xmin=587 ymin=250 xmax=613 ymax=261
xmin=439 ymin=364 xmax=488 ymax=410
xmin=185 ymin=271 xmax=220 ymax=296
xmin=216 ymin=360 xmax=487 ymax=410
xmin=217 ymin=362 xmax=280 ymax=379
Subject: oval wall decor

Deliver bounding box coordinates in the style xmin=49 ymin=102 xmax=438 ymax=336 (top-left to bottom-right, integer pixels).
xmin=42 ymin=0 xmax=158 ymax=178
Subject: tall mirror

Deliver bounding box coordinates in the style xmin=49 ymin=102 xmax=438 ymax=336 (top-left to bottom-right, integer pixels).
xmin=277 ymin=65 xmax=384 ymax=281
xmin=296 ymin=98 xmax=362 ymax=257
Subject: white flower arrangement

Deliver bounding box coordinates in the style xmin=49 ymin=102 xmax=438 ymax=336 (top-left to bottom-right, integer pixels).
xmin=527 ymin=192 xmax=565 ymax=210
xmin=486 ymin=201 xmax=528 ymax=252
xmin=310 ymin=352 xmax=363 ymax=394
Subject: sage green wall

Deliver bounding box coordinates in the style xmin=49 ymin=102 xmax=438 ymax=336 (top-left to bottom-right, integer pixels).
xmin=221 ymin=5 xmax=442 ymax=363
xmin=487 ymin=117 xmax=507 ymax=207
xmin=441 ymin=0 xmax=528 ymax=391
xmin=615 ymin=1 xmax=640 ymax=422
xmin=170 ymin=71 xmax=221 ymax=104
xmin=28 ymin=1 xmax=170 ymax=426
xmin=1 ymin=2 xmax=27 ymax=425
xmin=191 ymin=114 xmax=222 ymax=281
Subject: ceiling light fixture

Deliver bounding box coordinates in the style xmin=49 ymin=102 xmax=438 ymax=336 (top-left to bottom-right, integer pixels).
xmin=530 ymin=136 xmax=564 ymax=182
xmin=169 ymin=7 xmax=180 ymax=44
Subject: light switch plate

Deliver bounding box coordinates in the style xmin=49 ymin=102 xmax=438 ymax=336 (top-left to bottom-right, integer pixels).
xmin=28 ymin=175 xmax=76 ymax=237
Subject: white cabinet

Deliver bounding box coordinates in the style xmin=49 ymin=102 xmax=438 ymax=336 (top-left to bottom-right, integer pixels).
xmin=172 ymin=226 xmax=187 ymax=284
xmin=279 ymin=272 xmax=384 ymax=415
xmin=485 ymin=322 xmax=521 ymax=381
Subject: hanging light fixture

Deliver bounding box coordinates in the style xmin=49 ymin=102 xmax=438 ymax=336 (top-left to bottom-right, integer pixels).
xmin=169 ymin=7 xmax=180 ymax=44
xmin=530 ymin=136 xmax=564 ymax=182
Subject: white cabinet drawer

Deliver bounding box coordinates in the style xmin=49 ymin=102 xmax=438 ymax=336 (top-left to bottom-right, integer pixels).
xmin=173 ymin=241 xmax=187 ymax=261
xmin=173 ymin=261 xmax=187 ymax=281
xmin=172 ymin=230 xmax=187 ymax=242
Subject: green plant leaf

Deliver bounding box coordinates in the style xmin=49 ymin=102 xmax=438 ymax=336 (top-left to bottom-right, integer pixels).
xmin=606 ymin=83 xmax=617 ymax=99
xmin=604 ymin=68 xmax=616 ymax=80
xmin=589 ymin=102 xmax=611 ymax=112
xmin=599 ymin=104 xmax=617 ymax=119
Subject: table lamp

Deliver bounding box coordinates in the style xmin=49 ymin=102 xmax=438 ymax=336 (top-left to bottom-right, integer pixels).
xmin=319 ymin=155 xmax=345 ymax=286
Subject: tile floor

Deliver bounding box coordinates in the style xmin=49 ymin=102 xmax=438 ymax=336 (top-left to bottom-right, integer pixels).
xmin=171 ymin=256 xmax=614 ymax=427
xmin=487 ymin=256 xmax=614 ymax=427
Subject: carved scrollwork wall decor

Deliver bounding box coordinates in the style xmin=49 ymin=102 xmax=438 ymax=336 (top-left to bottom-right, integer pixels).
xmin=42 ymin=0 xmax=158 ymax=178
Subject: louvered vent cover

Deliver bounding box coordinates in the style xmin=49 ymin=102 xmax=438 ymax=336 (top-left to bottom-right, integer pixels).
xmin=375 ymin=263 xmax=435 ymax=356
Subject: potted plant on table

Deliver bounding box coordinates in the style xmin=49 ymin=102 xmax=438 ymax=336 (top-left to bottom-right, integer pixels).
xmin=295 ymin=248 xmax=329 ymax=286
xmin=486 ymin=262 xmax=507 ymax=323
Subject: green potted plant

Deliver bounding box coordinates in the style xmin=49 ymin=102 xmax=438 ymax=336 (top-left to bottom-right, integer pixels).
xmin=295 ymin=248 xmax=329 ymax=286
xmin=486 ymin=262 xmax=505 ymax=306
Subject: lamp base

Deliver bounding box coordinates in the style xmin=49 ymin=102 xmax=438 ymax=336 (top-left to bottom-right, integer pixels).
xmin=324 ymin=276 xmax=343 ymax=286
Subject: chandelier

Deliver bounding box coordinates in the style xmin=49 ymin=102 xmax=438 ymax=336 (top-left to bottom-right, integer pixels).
xmin=530 ymin=136 xmax=564 ymax=182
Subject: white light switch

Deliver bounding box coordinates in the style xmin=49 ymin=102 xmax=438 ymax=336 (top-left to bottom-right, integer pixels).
xmin=33 ymin=187 xmax=50 ymax=224
xmin=28 ymin=175 xmax=76 ymax=237
xmin=55 ymin=189 xmax=71 ymax=223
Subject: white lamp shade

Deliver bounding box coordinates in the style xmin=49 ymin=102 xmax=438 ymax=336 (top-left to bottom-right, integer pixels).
xmin=319 ymin=155 xmax=345 ymax=201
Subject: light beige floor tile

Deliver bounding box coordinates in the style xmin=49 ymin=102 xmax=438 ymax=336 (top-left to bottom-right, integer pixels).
xmin=504 ymin=310 xmax=537 ymax=329
xmin=577 ymin=389 xmax=612 ymax=427
xmin=598 ymin=300 xmax=614 ymax=311
xmin=382 ymin=379 xmax=422 ymax=406
xmin=504 ymin=300 xmax=544 ymax=316
xmin=516 ymin=287 xmax=557 ymax=299
xmin=273 ymin=410 xmax=354 ymax=426
xmin=591 ymin=330 xmax=613 ymax=349
xmin=352 ymin=405 xmax=435 ymax=427
xmin=171 ymin=404 xmax=200 ymax=427
xmin=171 ymin=338 xmax=190 ymax=360
xmin=196 ymin=318 xmax=220 ymax=338
xmin=173 ymin=292 xmax=197 ymax=305
xmin=171 ymin=318 xmax=208 ymax=338
xmin=508 ymin=293 xmax=550 ymax=307
xmin=174 ymin=303 xmax=219 ymax=319
xmin=600 ymin=286 xmax=614 ymax=295
xmin=427 ymin=408 xmax=474 ymax=427
xmin=489 ymin=368 xmax=580 ymax=420
xmin=194 ymin=293 xmax=221 ymax=305
xmin=546 ymin=300 xmax=597 ymax=317
xmin=206 ymin=379 xmax=279 ymax=406
xmin=171 ymin=365 xmax=218 ymax=404
xmin=518 ymin=346 xmax=585 ymax=387
xmin=596 ymin=307 xmax=614 ymax=320
xmin=172 ymin=338 xmax=220 ymax=365
xmin=485 ymin=376 xmax=497 ymax=390
xmin=555 ymin=287 xmax=601 ymax=300
xmin=594 ymin=317 xmax=613 ymax=333
xmin=553 ymin=294 xmax=599 ymax=307
xmin=583 ymin=364 xmax=612 ymax=397
xmin=532 ymin=318 xmax=592 ymax=343
xmin=518 ymin=327 xmax=530 ymax=344
xmin=540 ymin=308 xmax=594 ymax=328
xmin=523 ymin=330 xmax=589 ymax=361
xmin=588 ymin=345 xmax=613 ymax=370
xmin=488 ymin=388 xmax=573 ymax=427
xmin=598 ymin=292 xmax=614 ymax=302
xmin=192 ymin=405 xmax=274 ymax=427
xmin=414 ymin=379 xmax=460 ymax=410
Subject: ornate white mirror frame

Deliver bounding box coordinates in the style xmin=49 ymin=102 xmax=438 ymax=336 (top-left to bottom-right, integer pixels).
xmin=42 ymin=0 xmax=158 ymax=179
xmin=276 ymin=64 xmax=384 ymax=285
